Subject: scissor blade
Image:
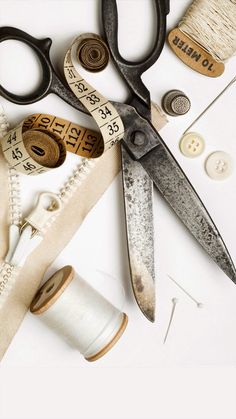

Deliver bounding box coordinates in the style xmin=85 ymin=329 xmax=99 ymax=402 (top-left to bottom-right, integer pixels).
xmin=139 ymin=144 xmax=236 ymax=282
xmin=122 ymin=145 xmax=155 ymax=322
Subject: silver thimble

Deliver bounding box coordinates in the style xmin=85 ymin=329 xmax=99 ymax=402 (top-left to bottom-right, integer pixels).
xmin=162 ymin=90 xmax=191 ymax=116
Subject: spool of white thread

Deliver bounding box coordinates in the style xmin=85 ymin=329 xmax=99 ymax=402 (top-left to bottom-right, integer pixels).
xmin=30 ymin=266 xmax=128 ymax=362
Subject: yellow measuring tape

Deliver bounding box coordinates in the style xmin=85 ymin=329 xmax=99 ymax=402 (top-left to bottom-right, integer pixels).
xmin=1 ymin=35 xmax=124 ymax=175
xmin=1 ymin=114 xmax=104 ymax=175
xmin=64 ymin=36 xmax=124 ymax=151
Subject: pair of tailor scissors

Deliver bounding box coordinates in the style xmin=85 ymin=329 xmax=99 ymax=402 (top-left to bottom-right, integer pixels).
xmin=101 ymin=0 xmax=236 ymax=321
xmin=0 ymin=0 xmax=235 ymax=323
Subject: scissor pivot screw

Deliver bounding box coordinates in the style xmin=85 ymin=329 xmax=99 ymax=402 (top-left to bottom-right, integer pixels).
xmin=132 ymin=131 xmax=146 ymax=146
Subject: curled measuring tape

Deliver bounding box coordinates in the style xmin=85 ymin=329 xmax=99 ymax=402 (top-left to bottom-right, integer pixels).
xmin=1 ymin=34 xmax=124 ymax=175
xmin=76 ymin=33 xmax=110 ymax=72
xmin=1 ymin=115 xmax=103 ymax=175
xmin=63 ymin=35 xmax=124 ymax=151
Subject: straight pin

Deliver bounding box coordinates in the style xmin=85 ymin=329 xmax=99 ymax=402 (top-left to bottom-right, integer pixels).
xmin=163 ymin=297 xmax=178 ymax=344
xmin=167 ymin=275 xmax=203 ymax=308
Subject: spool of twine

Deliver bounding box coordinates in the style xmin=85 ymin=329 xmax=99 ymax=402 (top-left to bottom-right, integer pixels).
xmin=30 ymin=266 xmax=128 ymax=362
xmin=179 ymin=0 xmax=236 ymax=62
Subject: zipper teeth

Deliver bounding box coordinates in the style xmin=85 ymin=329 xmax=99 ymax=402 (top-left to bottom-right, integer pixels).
xmin=8 ymin=167 xmax=22 ymax=227
xmin=0 ymin=262 xmax=19 ymax=307
xmin=41 ymin=157 xmax=97 ymax=233
xmin=0 ymin=106 xmax=20 ymax=301
xmin=0 ymin=108 xmax=9 ymax=139
xmin=59 ymin=157 xmax=97 ymax=201
xmin=0 ymin=109 xmax=22 ymax=226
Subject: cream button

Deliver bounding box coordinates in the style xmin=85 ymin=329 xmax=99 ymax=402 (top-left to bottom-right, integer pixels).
xmin=205 ymin=151 xmax=233 ymax=180
xmin=179 ymin=132 xmax=205 ymax=158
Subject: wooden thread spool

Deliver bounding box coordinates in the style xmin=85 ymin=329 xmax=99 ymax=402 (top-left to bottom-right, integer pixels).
xmin=76 ymin=33 xmax=110 ymax=72
xmin=30 ymin=266 xmax=128 ymax=362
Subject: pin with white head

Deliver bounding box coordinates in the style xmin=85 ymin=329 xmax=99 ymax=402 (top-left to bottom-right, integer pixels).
xmin=163 ymin=297 xmax=179 ymax=344
xmin=167 ymin=275 xmax=203 ymax=308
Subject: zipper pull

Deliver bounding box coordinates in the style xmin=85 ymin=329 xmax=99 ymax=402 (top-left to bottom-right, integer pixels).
xmin=23 ymin=192 xmax=62 ymax=234
xmin=5 ymin=224 xmax=21 ymax=263
xmin=10 ymin=225 xmax=42 ymax=267
xmin=6 ymin=193 xmax=62 ymax=267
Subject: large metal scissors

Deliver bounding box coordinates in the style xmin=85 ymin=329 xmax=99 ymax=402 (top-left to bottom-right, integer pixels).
xmin=0 ymin=0 xmax=235 ymax=323
xmin=101 ymin=0 xmax=236 ymax=321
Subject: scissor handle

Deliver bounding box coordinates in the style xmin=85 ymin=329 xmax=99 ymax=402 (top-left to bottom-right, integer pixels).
xmin=102 ymin=0 xmax=169 ymax=108
xmin=0 ymin=27 xmax=86 ymax=114
xmin=0 ymin=27 xmax=53 ymax=104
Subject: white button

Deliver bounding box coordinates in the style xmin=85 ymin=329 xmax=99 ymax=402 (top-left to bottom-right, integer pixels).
xmin=205 ymin=151 xmax=233 ymax=180
xmin=179 ymin=132 xmax=205 ymax=158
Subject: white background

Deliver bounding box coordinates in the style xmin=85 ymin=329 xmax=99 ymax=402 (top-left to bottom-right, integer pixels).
xmin=0 ymin=0 xmax=236 ymax=418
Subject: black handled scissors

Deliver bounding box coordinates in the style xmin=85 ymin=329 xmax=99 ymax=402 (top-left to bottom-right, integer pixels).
xmin=0 ymin=26 xmax=86 ymax=114
xmin=100 ymin=0 xmax=236 ymax=320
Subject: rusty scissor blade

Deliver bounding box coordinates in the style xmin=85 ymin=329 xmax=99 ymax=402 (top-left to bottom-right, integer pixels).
xmin=121 ymin=145 xmax=155 ymax=322
xmin=140 ymin=143 xmax=236 ymax=283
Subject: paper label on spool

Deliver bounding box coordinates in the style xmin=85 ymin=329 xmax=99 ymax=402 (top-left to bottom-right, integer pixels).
xmin=168 ymin=28 xmax=225 ymax=78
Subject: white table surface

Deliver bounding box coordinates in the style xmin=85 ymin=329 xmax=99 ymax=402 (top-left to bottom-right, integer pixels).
xmin=0 ymin=1 xmax=236 ymax=418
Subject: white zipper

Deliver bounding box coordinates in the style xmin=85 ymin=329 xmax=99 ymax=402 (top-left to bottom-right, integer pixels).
xmin=0 ymin=106 xmax=18 ymax=304
xmin=0 ymin=105 xmax=98 ymax=306
xmin=58 ymin=157 xmax=96 ymax=204
xmin=8 ymin=167 xmax=22 ymax=227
